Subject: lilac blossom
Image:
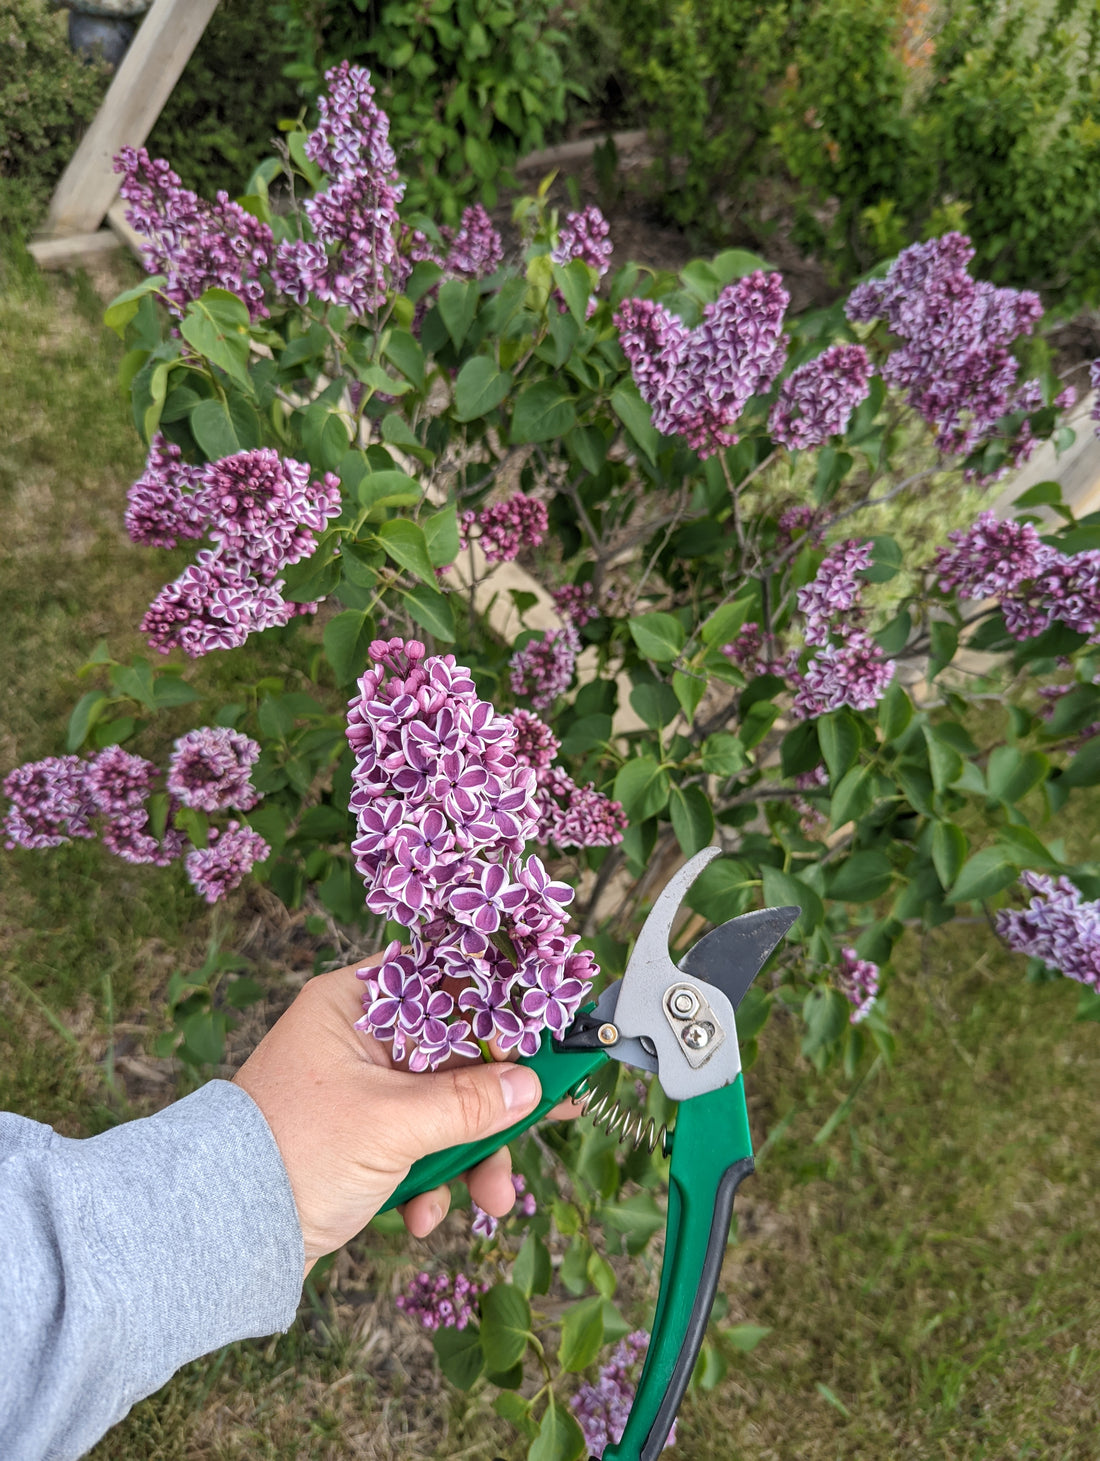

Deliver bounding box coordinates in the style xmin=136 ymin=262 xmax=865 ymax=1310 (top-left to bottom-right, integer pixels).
xmin=509 ymin=625 xmax=581 ymax=711
xmin=845 ymin=233 xmax=1045 ymax=463
xmin=777 ymin=503 xmax=823 ymax=549
xmin=615 ymin=270 xmax=789 ymax=458
xmin=184 ymin=820 xmax=270 ymax=903
xmin=996 ymin=872 xmax=1100 ymax=990
xmin=552 ymin=581 xmax=598 ymax=627
xmin=443 ymin=204 xmax=504 ymax=278
xmin=552 ymin=205 xmax=613 ymax=277
xmin=792 ymin=630 xmax=895 ymax=717
xmin=101 ymin=805 xmax=186 ymax=868
xmin=124 ymin=434 xmax=205 ymax=549
xmin=469 ymin=1173 xmax=536 ymax=1239
xmin=508 ymin=709 xmax=627 ymax=849
xmin=835 ymin=948 xmax=880 ymax=1023
xmin=84 ymin=746 xmax=159 ymax=814
xmin=347 ymin=639 xmax=597 ymax=1068
xmin=166 ymin=726 xmax=260 ymax=812
xmin=140 ymin=552 xmax=295 ymax=658
xmin=459 ymin=493 xmax=549 ymax=565
xmin=571 ymin=1331 xmax=676 ymax=1457
xmin=2 ymin=756 xmax=96 ymax=850
xmin=721 ymin=623 xmax=765 ymax=674
xmin=396 ymin=1270 xmax=485 ymax=1332
xmin=796 ymin=539 xmax=875 ymax=646
xmin=769 ymin=343 xmax=871 ymax=451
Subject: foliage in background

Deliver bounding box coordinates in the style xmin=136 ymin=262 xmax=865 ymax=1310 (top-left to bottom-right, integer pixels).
xmin=0 ymin=0 xmax=108 ymax=239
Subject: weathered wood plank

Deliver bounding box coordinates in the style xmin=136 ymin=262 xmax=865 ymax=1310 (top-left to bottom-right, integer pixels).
xmin=45 ymin=0 xmax=220 ymax=237
xmin=27 ymin=230 xmax=123 ymax=269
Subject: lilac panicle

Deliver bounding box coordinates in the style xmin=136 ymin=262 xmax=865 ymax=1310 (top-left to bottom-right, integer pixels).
xmin=125 ymin=434 xmax=206 ymax=549
xmin=166 ymin=726 xmax=261 ymax=812
xmin=996 ymin=872 xmax=1100 ymax=990
xmin=788 ymin=539 xmax=895 ymax=716
xmin=552 ymin=205 xmax=613 ymax=278
xmin=347 ymin=639 xmax=597 ymax=1070
xmin=444 ymin=203 xmax=504 ymax=279
xmin=836 ymin=947 xmax=880 ymax=1023
xmin=396 ymin=1270 xmax=485 ymax=1332
xmin=508 ymin=624 xmax=582 ymax=712
xmin=3 ymin=756 xmax=97 ymax=850
xmin=184 ymin=820 xmax=270 ymax=904
xmin=768 ymin=343 xmax=871 ymax=451
xmin=571 ymin=1331 xmax=677 ymax=1457
xmin=459 ymin=492 xmax=548 ymax=565
xmin=552 ymin=581 xmax=598 ymax=627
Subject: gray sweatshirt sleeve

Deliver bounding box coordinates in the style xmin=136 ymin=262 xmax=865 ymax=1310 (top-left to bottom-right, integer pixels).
xmin=0 ymin=1080 xmax=305 ymax=1461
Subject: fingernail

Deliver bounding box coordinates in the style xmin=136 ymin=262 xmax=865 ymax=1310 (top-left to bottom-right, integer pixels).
xmin=428 ymin=1202 xmax=443 ymax=1231
xmin=500 ymin=1064 xmax=540 ymax=1112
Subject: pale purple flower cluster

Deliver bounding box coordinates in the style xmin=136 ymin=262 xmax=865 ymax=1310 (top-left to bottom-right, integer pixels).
xmin=995 ymin=872 xmax=1100 ymax=990
xmin=777 ymin=504 xmax=822 ymax=549
xmin=469 ymin=1174 xmax=537 ymax=1240
xmin=347 ymin=639 xmax=597 ymax=1069
xmin=125 ymin=435 xmax=205 ymax=550
xmin=396 ymin=1270 xmax=485 ymax=1332
xmin=796 ymin=539 xmax=875 ymax=646
xmin=789 ymin=539 xmax=895 ymax=716
xmin=4 ymin=739 xmax=266 ymax=896
xmin=615 ymin=270 xmax=789 ymax=458
xmin=552 ymin=581 xmax=598 ymax=627
xmin=836 ymin=947 xmax=880 ymax=1023
xmin=442 ymin=203 xmax=504 ymax=279
xmin=552 ymin=205 xmax=613 ymax=277
xmin=508 ymin=708 xmax=626 ymax=849
xmin=184 ymin=821 xmax=271 ymax=904
xmin=768 ymin=343 xmax=871 ymax=451
xmin=845 ymin=233 xmax=1044 ymax=460
xmin=114 ymin=146 xmax=274 ymax=320
xmin=459 ymin=492 xmax=549 ymax=565
xmin=509 ymin=624 xmax=582 ymax=711
xmin=571 ymin=1331 xmax=676 ymax=1457
xmin=721 ymin=622 xmax=765 ymax=674
xmin=139 ymin=450 xmax=342 ymax=658
xmin=932 ymin=510 xmax=1100 ymax=641
xmin=166 ymin=726 xmax=260 ymax=812
xmin=271 ymin=63 xmax=405 ymax=317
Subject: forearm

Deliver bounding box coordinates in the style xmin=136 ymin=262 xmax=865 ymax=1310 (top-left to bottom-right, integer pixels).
xmin=0 ymin=1081 xmax=303 ymax=1461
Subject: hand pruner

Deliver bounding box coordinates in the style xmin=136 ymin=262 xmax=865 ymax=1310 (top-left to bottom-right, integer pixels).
xmin=381 ymin=847 xmax=799 ymax=1461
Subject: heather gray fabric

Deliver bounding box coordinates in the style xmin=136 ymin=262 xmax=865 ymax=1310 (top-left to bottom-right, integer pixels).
xmin=0 ymin=1080 xmax=304 ymax=1461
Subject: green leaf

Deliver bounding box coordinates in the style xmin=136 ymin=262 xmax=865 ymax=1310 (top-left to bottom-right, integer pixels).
xmin=928 ymin=619 xmax=959 ymax=677
xmin=818 ymin=711 xmax=860 ymax=784
xmin=801 ymin=985 xmax=849 ymax=1057
xmin=629 ymin=681 xmax=680 ymax=728
xmin=558 ymin=1296 xmax=605 ymax=1372
xmin=629 ymin=613 xmax=685 ymax=662
xmin=453 ymin=356 xmax=513 ymax=420
xmin=700 ymin=732 xmax=746 ymax=777
xmin=104 ymin=274 xmax=165 ymax=338
xmin=1013 ymin=480 xmax=1063 ymax=509
xmin=611 ymin=380 xmax=660 ymax=463
xmin=931 ymin=821 xmax=968 ymax=890
xmin=180 ymin=290 xmax=252 ymax=387
xmin=510 ymin=379 xmax=577 ymax=443
xmin=669 ymin=783 xmax=715 ymax=857
xmin=985 ymin=745 xmax=1049 ymax=805
xmin=67 ymin=690 xmax=109 ymax=750
xmin=948 ymin=848 xmax=1019 ymax=904
xmin=382 ymin=329 xmax=425 ymax=386
xmin=701 ymin=596 xmax=755 ymax=646
xmin=424 ymin=503 xmax=460 ymax=567
xmin=513 ymin=1233 xmax=552 ymax=1297
xmin=551 ymin=258 xmax=594 ymax=326
xmin=828 ymin=850 xmax=893 ymax=902
xmin=479 ymin=1283 xmax=530 ymax=1373
xmin=559 ymin=714 xmax=612 ymax=755
xmin=400 ymin=582 xmax=456 ymax=641
xmin=762 ymin=865 xmax=823 ymax=933
xmin=878 ymin=681 xmax=913 ymax=742
xmin=529 ymin=1398 xmax=586 ymax=1461
xmin=874 ymin=609 xmax=912 ymax=656
xmin=613 ymin=756 xmax=670 ymax=821
xmin=433 ymin=1324 xmax=486 ymax=1390
xmin=723 ymin=1322 xmax=772 ymax=1353
xmin=152 ymin=675 xmax=201 ymax=708
xmin=190 ymin=397 xmax=243 ymax=459
xmin=600 ymin=1192 xmax=664 ymax=1255
xmin=740 ymin=698 xmax=780 ymax=749
xmin=684 ymin=857 xmax=755 ymax=924
xmin=923 ymin=726 xmax=963 ymax=792
xmin=996 ymin=825 xmax=1060 ymax=869
xmin=673 ymin=669 xmax=707 ymax=723
xmin=437 ymin=278 xmax=479 ymax=348
xmin=1058 ymin=736 xmax=1100 ymax=790
xmin=375 ymin=518 xmax=436 ymax=584
xmin=780 ymin=721 xmax=820 ymax=778
xmin=830 ymin=765 xmax=875 ymax=827
xmin=323 ymin=609 xmax=374 ymax=685
xmin=357 ymin=468 xmax=422 ymax=512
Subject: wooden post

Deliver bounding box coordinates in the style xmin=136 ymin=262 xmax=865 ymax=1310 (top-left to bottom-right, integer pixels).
xmin=43 ymin=0 xmax=220 ymax=238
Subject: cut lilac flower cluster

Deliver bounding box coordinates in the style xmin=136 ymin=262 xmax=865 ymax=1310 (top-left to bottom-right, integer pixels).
xmin=790 ymin=539 xmax=895 ymax=716
xmin=552 ymin=581 xmax=598 ymax=627
xmin=836 ymin=947 xmax=880 ymax=1023
xmin=138 ymin=449 xmax=342 ymax=658
xmin=995 ymin=872 xmax=1100 ymax=990
xmin=459 ymin=492 xmax=548 ymax=565
xmin=509 ymin=624 xmax=582 ymax=712
xmin=125 ymin=435 xmax=205 ymax=550
xmin=114 ymin=146 xmax=274 ymax=321
xmin=571 ymin=1331 xmax=676 ymax=1457
xmin=3 ymin=733 xmax=266 ymax=897
xmin=271 ymin=62 xmax=405 ymax=317
xmin=347 ymin=639 xmax=597 ymax=1069
xmin=615 ymin=270 xmax=789 ymax=458
xmin=396 ymin=1270 xmax=486 ymax=1332
xmin=932 ymin=510 xmax=1100 ymax=641
xmin=846 ymin=233 xmax=1044 ymax=462
xmin=768 ymin=343 xmax=871 ymax=451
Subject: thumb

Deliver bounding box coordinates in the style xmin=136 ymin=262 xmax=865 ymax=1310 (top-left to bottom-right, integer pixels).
xmin=389 ymin=1060 xmax=543 ymax=1164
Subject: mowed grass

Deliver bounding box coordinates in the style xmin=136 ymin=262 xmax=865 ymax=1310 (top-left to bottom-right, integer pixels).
xmin=4 ymin=246 xmax=1100 ymax=1458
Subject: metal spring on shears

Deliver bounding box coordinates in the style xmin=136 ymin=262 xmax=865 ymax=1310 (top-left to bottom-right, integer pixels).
xmin=570 ymin=1077 xmax=670 ymax=1155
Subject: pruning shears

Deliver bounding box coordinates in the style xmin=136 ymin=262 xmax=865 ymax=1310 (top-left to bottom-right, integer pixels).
xmin=382 ymin=847 xmax=799 ymax=1461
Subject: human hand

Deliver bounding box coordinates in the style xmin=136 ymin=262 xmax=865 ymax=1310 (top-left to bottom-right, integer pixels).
xmin=232 ymin=957 xmax=543 ymax=1273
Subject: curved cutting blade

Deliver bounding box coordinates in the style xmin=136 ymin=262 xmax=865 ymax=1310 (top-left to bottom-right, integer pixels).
xmin=679 ymin=905 xmax=800 ymax=1010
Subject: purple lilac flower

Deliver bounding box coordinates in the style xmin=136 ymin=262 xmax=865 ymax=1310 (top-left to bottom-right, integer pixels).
xmin=533 ymin=767 xmax=628 ymax=849
xmin=721 ymin=623 xmax=765 ymax=674
xmin=552 ymin=205 xmax=613 ymax=277
xmin=2 ymin=756 xmax=96 ymax=850
xmin=796 ymin=539 xmax=875 ymax=646
xmin=83 ymin=746 xmax=159 ymax=814
xmin=114 ymin=147 xmax=274 ymax=321
xmin=845 ymin=233 xmax=1044 ymax=463
xmin=347 ymin=639 xmax=597 ymax=1068
xmin=166 ymin=727 xmax=260 ymax=812
xmin=140 ymin=552 xmax=295 ymax=658
xmin=470 ymin=1204 xmax=499 ymax=1240
xmin=792 ymin=630 xmax=895 ymax=717
xmin=552 ymin=581 xmax=598 ymax=627
xmin=769 ymin=343 xmax=871 ymax=451
xmin=509 ymin=708 xmax=561 ymax=770
xmin=996 ymin=872 xmax=1100 ymax=989
xmin=835 ymin=948 xmax=880 ymax=1023
xmin=512 ymin=1172 xmax=537 ymax=1218
xmin=396 ymin=1270 xmax=485 ymax=1332
xmin=184 ymin=820 xmax=270 ymax=903
xmin=615 ymin=270 xmax=789 ymax=458
xmin=509 ymin=624 xmax=581 ymax=712
xmin=571 ymin=1332 xmax=677 ymax=1457
xmin=443 ymin=203 xmax=504 ymax=278
xmin=777 ymin=504 xmax=823 ymax=549
xmin=101 ymin=805 xmax=187 ymax=867
xmin=270 ymin=62 xmax=405 ymax=318
xmin=124 ymin=434 xmax=206 ymax=549
xmin=459 ymin=493 xmax=549 ymax=565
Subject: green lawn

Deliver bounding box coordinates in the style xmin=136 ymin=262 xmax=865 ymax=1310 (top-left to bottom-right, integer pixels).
xmin=3 ymin=246 xmax=1100 ymax=1460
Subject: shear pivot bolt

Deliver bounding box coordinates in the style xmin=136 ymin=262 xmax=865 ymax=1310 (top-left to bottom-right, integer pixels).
xmin=597 ymin=1023 xmax=620 ymax=1046
xmin=681 ymin=1021 xmax=711 ymax=1050
xmin=668 ymin=987 xmax=699 ymax=1018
